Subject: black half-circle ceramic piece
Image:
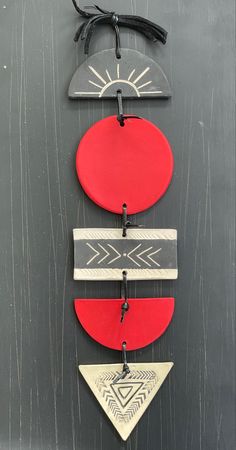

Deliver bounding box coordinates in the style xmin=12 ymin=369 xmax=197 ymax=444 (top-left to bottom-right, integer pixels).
xmin=69 ymin=48 xmax=171 ymax=99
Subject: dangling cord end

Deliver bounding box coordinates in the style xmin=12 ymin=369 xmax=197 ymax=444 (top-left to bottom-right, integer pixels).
xmin=122 ymin=204 xmax=129 ymax=237
xmin=117 ymin=90 xmax=141 ymax=127
xmin=121 ymin=271 xmax=129 ymax=323
xmin=111 ymin=13 xmax=121 ymax=59
xmin=122 ymin=204 xmax=143 ymax=237
xmin=72 ymin=2 xmax=168 ymax=55
xmin=117 ymin=89 xmax=125 ymax=127
xmin=112 ymin=342 xmax=130 ymax=384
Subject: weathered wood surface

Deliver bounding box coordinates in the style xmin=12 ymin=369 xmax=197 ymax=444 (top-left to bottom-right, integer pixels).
xmin=0 ymin=0 xmax=235 ymax=449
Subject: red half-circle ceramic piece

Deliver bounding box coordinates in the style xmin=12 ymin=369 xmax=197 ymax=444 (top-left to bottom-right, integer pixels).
xmin=76 ymin=116 xmax=174 ymax=215
xmin=74 ymin=297 xmax=175 ymax=351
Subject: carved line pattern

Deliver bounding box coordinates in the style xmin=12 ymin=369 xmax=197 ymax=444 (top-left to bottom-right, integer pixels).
xmin=73 ymin=229 xmax=177 ymax=241
xmin=74 ymin=268 xmax=178 ymax=280
xmin=95 ymin=370 xmax=158 ymax=424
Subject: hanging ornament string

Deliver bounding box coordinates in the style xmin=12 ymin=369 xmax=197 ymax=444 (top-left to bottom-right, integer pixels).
xmin=112 ymin=342 xmax=130 ymax=384
xmin=72 ymin=1 xmax=168 ymax=58
xmin=121 ymin=271 xmax=129 ymax=323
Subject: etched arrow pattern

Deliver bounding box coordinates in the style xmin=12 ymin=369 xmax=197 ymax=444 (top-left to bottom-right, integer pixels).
xmin=86 ymin=243 xmax=121 ymax=265
xmin=86 ymin=242 xmax=161 ymax=267
xmin=127 ymin=244 xmax=162 ymax=267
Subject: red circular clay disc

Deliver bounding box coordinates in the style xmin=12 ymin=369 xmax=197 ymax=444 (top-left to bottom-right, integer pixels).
xmin=76 ymin=116 xmax=174 ymax=215
xmin=74 ymin=298 xmax=175 ymax=351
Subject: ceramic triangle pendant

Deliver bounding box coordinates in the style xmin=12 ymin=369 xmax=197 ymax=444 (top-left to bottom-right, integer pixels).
xmin=79 ymin=362 xmax=173 ymax=441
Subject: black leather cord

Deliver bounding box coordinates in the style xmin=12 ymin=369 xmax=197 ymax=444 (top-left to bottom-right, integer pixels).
xmin=72 ymin=1 xmax=168 ymax=58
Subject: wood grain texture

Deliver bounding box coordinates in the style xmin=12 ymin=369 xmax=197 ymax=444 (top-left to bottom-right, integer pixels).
xmin=0 ymin=0 xmax=235 ymax=449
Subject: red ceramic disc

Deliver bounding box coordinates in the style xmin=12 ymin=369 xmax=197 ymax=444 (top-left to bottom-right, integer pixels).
xmin=76 ymin=116 xmax=174 ymax=215
xmin=74 ymin=298 xmax=175 ymax=351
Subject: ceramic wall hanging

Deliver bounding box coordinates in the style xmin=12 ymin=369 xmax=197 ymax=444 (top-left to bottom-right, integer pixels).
xmin=69 ymin=1 xmax=177 ymax=441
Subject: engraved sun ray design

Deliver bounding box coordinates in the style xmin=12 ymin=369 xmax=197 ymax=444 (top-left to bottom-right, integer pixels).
xmin=88 ymin=80 xmax=103 ymax=89
xmin=137 ymin=80 xmax=152 ymax=89
xmin=132 ymin=67 xmax=150 ymax=84
xmin=128 ymin=69 xmax=136 ymax=81
xmin=74 ymin=63 xmax=163 ymax=97
xmin=106 ymin=69 xmax=112 ymax=81
xmin=88 ymin=65 xmax=107 ymax=84
xmin=69 ymin=49 xmax=172 ymax=99
xmin=116 ymin=63 xmax=120 ymax=79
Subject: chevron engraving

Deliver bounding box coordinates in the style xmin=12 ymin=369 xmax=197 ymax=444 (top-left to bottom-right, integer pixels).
xmin=127 ymin=244 xmax=161 ymax=267
xmin=79 ymin=362 xmax=173 ymax=440
xmin=95 ymin=370 xmax=157 ymax=423
xmin=86 ymin=243 xmax=121 ymax=265
xmin=86 ymin=242 xmax=161 ymax=267
xmin=74 ymin=228 xmax=178 ymax=280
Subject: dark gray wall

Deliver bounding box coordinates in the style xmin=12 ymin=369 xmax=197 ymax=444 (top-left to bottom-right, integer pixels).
xmin=0 ymin=0 xmax=235 ymax=449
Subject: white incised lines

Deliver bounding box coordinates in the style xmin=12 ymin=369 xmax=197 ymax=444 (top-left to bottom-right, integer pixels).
xmin=86 ymin=243 xmax=100 ymax=265
xmin=88 ymin=65 xmax=107 ymax=84
xmin=86 ymin=243 xmax=121 ymax=266
xmin=97 ymin=244 xmax=109 ymax=264
xmin=107 ymin=244 xmax=122 ymax=264
xmin=147 ymin=248 xmax=162 ymax=266
xmin=86 ymin=243 xmax=162 ymax=267
xmin=83 ymin=64 xmax=162 ymax=97
xmin=128 ymin=69 xmax=135 ymax=81
xmin=127 ymin=244 xmax=142 ymax=267
xmin=106 ymin=69 xmax=112 ymax=81
xmin=127 ymin=244 xmax=162 ymax=267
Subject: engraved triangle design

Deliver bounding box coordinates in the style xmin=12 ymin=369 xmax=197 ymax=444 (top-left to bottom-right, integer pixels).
xmin=79 ymin=362 xmax=173 ymax=440
xmin=111 ymin=382 xmax=143 ymax=408
xmin=118 ymin=386 xmax=133 ymax=399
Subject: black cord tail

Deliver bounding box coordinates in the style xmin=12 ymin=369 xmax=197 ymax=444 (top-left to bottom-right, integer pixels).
xmin=72 ymin=1 xmax=168 ymax=58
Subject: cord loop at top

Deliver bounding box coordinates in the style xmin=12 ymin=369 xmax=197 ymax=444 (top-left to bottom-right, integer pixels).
xmin=72 ymin=1 xmax=168 ymax=58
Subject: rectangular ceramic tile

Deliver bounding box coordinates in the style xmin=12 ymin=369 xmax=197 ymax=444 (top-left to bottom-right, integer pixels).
xmin=73 ymin=228 xmax=178 ymax=280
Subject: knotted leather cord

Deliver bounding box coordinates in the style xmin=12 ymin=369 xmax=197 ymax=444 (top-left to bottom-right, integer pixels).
xmin=72 ymin=1 xmax=168 ymax=58
xmin=112 ymin=342 xmax=130 ymax=384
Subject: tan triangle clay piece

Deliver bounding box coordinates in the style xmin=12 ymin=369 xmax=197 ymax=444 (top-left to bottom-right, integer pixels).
xmin=79 ymin=362 xmax=173 ymax=441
